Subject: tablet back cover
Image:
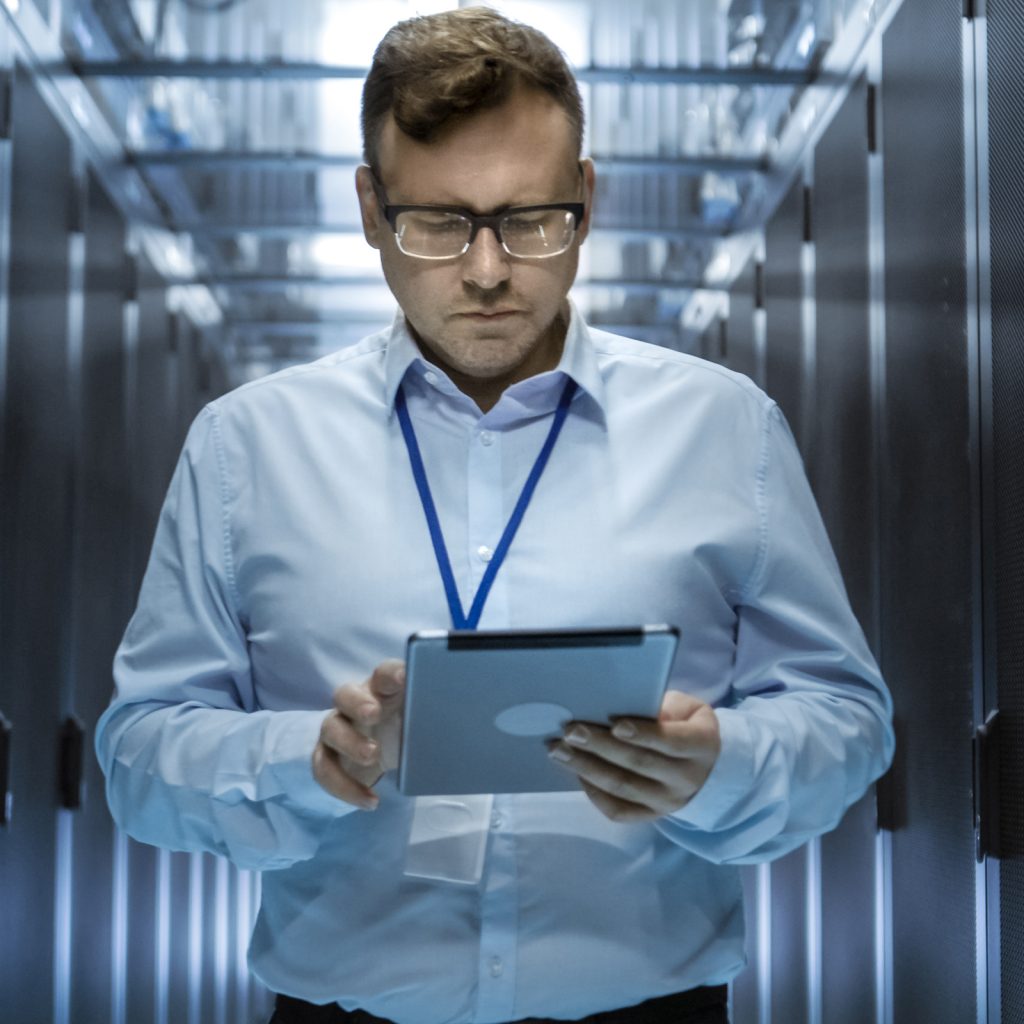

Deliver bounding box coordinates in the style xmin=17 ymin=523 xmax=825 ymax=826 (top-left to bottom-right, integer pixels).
xmin=398 ymin=626 xmax=678 ymax=796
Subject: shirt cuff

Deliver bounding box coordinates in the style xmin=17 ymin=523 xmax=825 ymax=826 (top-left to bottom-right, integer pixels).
xmin=666 ymin=707 xmax=755 ymax=831
xmin=268 ymin=710 xmax=361 ymax=820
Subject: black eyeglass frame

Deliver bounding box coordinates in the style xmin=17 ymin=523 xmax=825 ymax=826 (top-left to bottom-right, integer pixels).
xmin=369 ymin=173 xmax=586 ymax=260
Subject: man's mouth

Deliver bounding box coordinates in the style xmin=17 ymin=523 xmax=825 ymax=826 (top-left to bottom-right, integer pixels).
xmin=458 ymin=309 xmax=522 ymax=320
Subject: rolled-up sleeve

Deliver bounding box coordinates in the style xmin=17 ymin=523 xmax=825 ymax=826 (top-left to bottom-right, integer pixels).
xmin=657 ymin=403 xmax=895 ymax=863
xmin=95 ymin=406 xmax=354 ymax=872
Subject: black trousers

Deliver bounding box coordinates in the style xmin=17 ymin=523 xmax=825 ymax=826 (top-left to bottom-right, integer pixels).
xmin=269 ymin=985 xmax=729 ymax=1024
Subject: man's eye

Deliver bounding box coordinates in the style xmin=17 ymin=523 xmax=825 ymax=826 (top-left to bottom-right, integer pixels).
xmin=408 ymin=213 xmax=465 ymax=234
xmin=504 ymin=212 xmax=549 ymax=232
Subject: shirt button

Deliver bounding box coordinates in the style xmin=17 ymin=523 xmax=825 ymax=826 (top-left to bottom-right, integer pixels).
xmin=491 ymin=812 xmax=504 ymax=829
xmin=479 ymin=430 xmax=495 ymax=446
xmin=477 ymin=545 xmax=493 ymax=563
xmin=489 ymin=957 xmax=504 ymax=978
xmin=424 ymin=371 xmax=439 ymax=386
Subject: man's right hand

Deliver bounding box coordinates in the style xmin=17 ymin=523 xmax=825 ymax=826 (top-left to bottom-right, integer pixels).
xmin=312 ymin=659 xmax=406 ymax=810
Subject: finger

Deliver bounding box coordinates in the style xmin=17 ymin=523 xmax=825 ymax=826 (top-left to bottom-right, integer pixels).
xmin=577 ymin=777 xmax=660 ymax=824
xmin=609 ymin=704 xmax=720 ymax=759
xmin=334 ymin=662 xmax=407 ymax=727
xmin=334 ymin=682 xmax=380 ymax=726
xmin=319 ymin=709 xmax=380 ymax=766
xmin=562 ymin=723 xmax=681 ymax=786
xmin=311 ymin=742 xmax=380 ymax=810
xmin=659 ymin=690 xmax=708 ymax=721
xmin=549 ymin=741 xmax=676 ymax=812
xmin=369 ymin=660 xmax=406 ymax=702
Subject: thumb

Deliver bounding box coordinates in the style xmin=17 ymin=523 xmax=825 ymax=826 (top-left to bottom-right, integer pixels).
xmin=659 ymin=690 xmax=707 ymax=723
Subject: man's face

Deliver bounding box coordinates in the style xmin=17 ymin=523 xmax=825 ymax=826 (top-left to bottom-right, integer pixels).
xmin=356 ymin=86 xmax=594 ymax=406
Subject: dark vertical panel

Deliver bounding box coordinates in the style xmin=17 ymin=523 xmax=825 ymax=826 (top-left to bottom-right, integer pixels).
xmin=770 ymin=849 xmax=808 ymax=1024
xmin=820 ymin=796 xmax=878 ymax=1022
xmin=168 ymin=851 xmax=192 ymax=1024
xmin=205 ymin=340 xmax=231 ymax=402
xmin=764 ymin=177 xmax=806 ymax=451
xmin=986 ymin=2 xmax=1024 ymax=1019
xmin=881 ymin=2 xmax=976 ymax=1022
xmin=812 ymin=77 xmax=873 ymax=635
xmin=202 ymin=853 xmax=220 ymax=1024
xmin=69 ymin=171 xmax=129 ymax=1022
xmin=726 ymin=259 xmax=757 ymax=380
xmin=132 ymin=250 xmax=176 ymax=587
xmin=698 ymin=315 xmax=724 ymax=364
xmin=731 ymin=867 xmax=762 ymax=1024
xmin=811 ymin=78 xmax=877 ymax=1024
xmin=177 ymin=318 xmax=206 ymax=435
xmin=124 ymin=250 xmax=175 ymax=1024
xmin=0 ymin=65 xmax=72 ymax=1023
xmin=763 ymin=180 xmax=815 ymax=1024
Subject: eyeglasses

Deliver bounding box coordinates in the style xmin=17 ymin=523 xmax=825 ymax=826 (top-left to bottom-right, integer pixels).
xmin=371 ymin=175 xmax=585 ymax=261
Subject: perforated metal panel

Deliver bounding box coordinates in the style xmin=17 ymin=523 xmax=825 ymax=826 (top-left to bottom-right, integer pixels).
xmin=881 ymin=1 xmax=976 ymax=1021
xmin=986 ymin=2 xmax=1024 ymax=1019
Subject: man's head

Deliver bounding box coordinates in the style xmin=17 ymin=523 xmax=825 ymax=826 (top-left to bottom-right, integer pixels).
xmin=360 ymin=6 xmax=584 ymax=178
xmin=356 ymin=7 xmax=595 ymax=411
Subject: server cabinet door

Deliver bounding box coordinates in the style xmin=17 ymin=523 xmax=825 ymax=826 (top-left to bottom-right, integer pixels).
xmin=68 ymin=171 xmax=130 ymax=1022
xmin=812 ymin=81 xmax=880 ymax=1024
xmin=881 ymin=0 xmax=977 ymax=1021
xmin=984 ymin=3 xmax=1024 ymax=1020
xmin=121 ymin=250 xmax=178 ymax=1024
xmin=0 ymin=64 xmax=73 ymax=1023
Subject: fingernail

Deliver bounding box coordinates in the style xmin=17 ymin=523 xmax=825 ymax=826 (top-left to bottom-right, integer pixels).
xmin=566 ymin=725 xmax=590 ymax=746
xmin=361 ymin=795 xmax=379 ymax=811
xmin=612 ymin=720 xmax=636 ymax=739
xmin=549 ymin=745 xmax=573 ymax=763
xmin=359 ymin=743 xmax=377 ymax=764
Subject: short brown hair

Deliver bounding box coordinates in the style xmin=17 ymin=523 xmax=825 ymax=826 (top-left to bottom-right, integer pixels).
xmin=361 ymin=6 xmax=584 ymax=175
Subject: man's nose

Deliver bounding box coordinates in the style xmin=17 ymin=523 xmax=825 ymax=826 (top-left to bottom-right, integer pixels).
xmin=461 ymin=227 xmax=512 ymax=291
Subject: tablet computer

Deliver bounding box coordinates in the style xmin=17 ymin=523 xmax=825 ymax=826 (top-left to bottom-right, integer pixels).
xmin=397 ymin=625 xmax=679 ymax=796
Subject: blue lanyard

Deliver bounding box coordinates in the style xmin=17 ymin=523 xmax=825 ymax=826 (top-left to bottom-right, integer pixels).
xmin=395 ymin=377 xmax=578 ymax=630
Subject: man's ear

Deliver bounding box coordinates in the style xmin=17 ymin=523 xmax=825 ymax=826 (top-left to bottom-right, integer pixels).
xmin=577 ymin=158 xmax=596 ymax=246
xmin=355 ymin=165 xmax=384 ymax=250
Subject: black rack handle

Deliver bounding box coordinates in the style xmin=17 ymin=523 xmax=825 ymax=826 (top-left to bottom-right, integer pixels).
xmin=0 ymin=712 xmax=11 ymax=827
xmin=58 ymin=715 xmax=86 ymax=812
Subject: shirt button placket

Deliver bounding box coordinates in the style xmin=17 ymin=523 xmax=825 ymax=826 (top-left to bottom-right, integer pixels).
xmin=476 ymin=799 xmax=518 ymax=1022
xmin=466 ymin=425 xmax=506 ymax=617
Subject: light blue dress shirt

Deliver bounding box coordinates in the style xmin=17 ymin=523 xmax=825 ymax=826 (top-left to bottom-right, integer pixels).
xmin=96 ymin=303 xmax=894 ymax=1023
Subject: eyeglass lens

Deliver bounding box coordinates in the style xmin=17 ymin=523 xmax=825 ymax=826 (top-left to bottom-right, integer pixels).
xmin=395 ymin=209 xmax=576 ymax=259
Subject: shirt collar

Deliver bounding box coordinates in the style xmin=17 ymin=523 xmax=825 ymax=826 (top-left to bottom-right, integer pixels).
xmin=382 ymin=298 xmax=607 ymax=417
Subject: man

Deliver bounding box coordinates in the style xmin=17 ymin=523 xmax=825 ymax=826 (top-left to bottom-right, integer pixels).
xmin=96 ymin=8 xmax=894 ymax=1024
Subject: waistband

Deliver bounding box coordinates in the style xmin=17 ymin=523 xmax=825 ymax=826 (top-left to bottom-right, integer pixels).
xmin=272 ymin=984 xmax=729 ymax=1024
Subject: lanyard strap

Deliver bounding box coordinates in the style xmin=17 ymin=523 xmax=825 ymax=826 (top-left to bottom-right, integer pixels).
xmin=395 ymin=377 xmax=578 ymax=630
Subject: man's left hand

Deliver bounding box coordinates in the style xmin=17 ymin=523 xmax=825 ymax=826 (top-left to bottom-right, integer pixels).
xmin=548 ymin=691 xmax=721 ymax=823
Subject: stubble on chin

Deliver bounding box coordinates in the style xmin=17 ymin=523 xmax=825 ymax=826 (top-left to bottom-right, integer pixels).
xmin=406 ymin=299 xmax=570 ymax=386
